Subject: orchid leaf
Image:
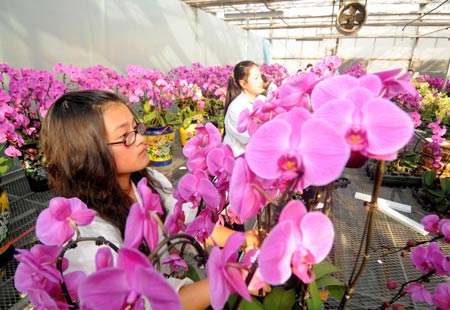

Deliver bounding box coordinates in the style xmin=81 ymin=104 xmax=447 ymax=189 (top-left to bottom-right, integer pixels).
xmin=421 ymin=170 xmax=436 ymax=188
xmin=239 ymin=296 xmax=265 ymax=310
xmin=440 ymin=178 xmax=450 ymax=195
xmin=313 ymin=260 xmax=341 ymax=279
xmin=186 ymin=264 xmax=200 ymax=282
xmin=306 ymin=280 xmax=322 ymax=310
xmin=315 ymin=275 xmax=344 ymax=288
xmin=328 ymin=285 xmax=347 ymax=300
xmin=262 ymin=287 xmax=295 ymax=310
xmin=0 ymin=156 xmax=12 ymax=176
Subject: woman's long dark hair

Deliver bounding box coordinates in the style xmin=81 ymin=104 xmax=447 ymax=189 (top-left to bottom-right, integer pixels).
xmin=223 ymin=60 xmax=258 ymax=137
xmin=41 ymin=90 xmax=164 ymax=238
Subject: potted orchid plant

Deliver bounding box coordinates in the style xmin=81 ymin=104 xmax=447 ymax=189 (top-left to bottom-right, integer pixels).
xmin=14 ymin=56 xmax=447 ymax=310
xmin=0 ymin=64 xmax=66 ymax=191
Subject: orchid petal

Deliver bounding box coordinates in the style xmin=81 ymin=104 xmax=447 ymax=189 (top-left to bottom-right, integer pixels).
xmin=300 ymin=118 xmax=350 ymax=185
xmin=259 ymin=221 xmax=297 ymax=284
xmin=124 ymin=203 xmax=144 ymax=249
xmin=78 ymin=269 xmax=129 ymax=309
xmin=246 ymin=119 xmax=291 ymax=179
xmin=300 ymin=212 xmax=335 ymax=263
xmin=363 ymin=98 xmax=414 ymax=155
xmin=36 ymin=210 xmax=74 ymax=246
xmin=136 ymin=266 xmax=181 ymax=310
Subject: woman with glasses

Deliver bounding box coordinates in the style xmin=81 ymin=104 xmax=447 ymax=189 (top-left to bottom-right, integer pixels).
xmin=41 ymin=90 xmax=260 ymax=309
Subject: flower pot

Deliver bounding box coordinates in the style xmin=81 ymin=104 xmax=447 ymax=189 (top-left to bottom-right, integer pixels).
xmin=19 ymin=144 xmax=49 ymax=192
xmin=145 ymin=126 xmax=174 ymax=167
xmin=0 ymin=185 xmax=14 ymax=267
xmin=179 ymin=121 xmax=199 ymax=146
xmin=419 ymin=139 xmax=450 ymax=178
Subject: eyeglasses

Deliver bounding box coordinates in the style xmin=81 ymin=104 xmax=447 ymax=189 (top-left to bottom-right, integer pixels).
xmin=108 ymin=123 xmax=147 ymax=147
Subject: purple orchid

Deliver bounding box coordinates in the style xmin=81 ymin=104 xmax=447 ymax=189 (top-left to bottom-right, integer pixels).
xmin=438 ymin=219 xmax=450 ymax=242
xmin=421 ymin=214 xmax=440 ymax=233
xmin=78 ymin=247 xmax=181 ymax=310
xmin=410 ymin=242 xmax=442 ymax=273
xmin=432 ymin=283 xmax=450 ymax=309
xmin=185 ymin=209 xmax=216 ymax=243
xmin=164 ymin=204 xmax=186 ymax=235
xmin=95 ymin=247 xmax=115 ymax=271
xmin=162 ymin=253 xmax=188 ymax=272
xmin=245 ymin=107 xmax=350 ymax=188
xmin=373 ymin=68 xmax=418 ymax=99
xmin=258 ymin=200 xmax=334 ymax=284
xmin=406 ymin=282 xmax=433 ymax=305
xmin=124 ymin=178 xmax=163 ymax=251
xmin=228 ymin=157 xmax=270 ymax=220
xmin=175 ymin=170 xmax=220 ymax=210
xmin=27 ymin=288 xmax=71 ymax=310
xmin=206 ymin=232 xmax=251 ymax=309
xmin=311 ymin=74 xmax=414 ymax=162
xmin=14 ymin=245 xmax=65 ymax=294
xmin=36 ymin=197 xmax=96 ymax=247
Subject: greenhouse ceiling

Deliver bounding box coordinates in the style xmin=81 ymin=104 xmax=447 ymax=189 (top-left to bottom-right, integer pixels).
xmin=181 ymin=0 xmax=450 ymax=40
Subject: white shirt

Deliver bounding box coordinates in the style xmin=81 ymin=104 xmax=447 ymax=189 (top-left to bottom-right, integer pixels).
xmin=223 ymin=93 xmax=265 ymax=157
xmin=64 ymin=168 xmax=195 ymax=292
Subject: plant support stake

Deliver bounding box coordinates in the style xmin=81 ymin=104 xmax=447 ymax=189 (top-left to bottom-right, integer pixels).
xmin=338 ymin=160 xmax=385 ymax=309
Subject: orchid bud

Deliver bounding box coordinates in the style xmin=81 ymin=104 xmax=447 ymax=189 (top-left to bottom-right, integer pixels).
xmin=386 ymin=279 xmax=398 ymax=290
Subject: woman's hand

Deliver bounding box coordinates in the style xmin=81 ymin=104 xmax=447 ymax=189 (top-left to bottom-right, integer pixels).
xmin=241 ymin=229 xmax=265 ymax=252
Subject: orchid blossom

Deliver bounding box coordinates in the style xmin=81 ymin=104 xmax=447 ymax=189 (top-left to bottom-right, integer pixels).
xmin=79 ymin=247 xmax=181 ymax=310
xmin=258 ymin=200 xmax=334 ymax=284
xmin=311 ymin=74 xmax=414 ymax=162
xmin=245 ymin=107 xmax=350 ymax=189
xmin=36 ymin=197 xmax=96 ymax=246
xmin=206 ymin=232 xmax=251 ymax=309
xmin=124 ymin=178 xmax=163 ymax=251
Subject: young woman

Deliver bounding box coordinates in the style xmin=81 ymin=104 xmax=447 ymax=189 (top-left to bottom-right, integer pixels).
xmin=223 ymin=61 xmax=265 ymax=157
xmin=40 ymin=90 xmax=259 ymax=310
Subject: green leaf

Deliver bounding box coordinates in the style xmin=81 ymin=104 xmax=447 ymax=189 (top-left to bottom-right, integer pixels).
xmin=0 ymin=156 xmax=12 ymax=176
xmin=185 ymin=264 xmax=200 ymax=282
xmin=306 ymin=281 xmax=323 ymax=310
xmin=422 ymin=170 xmax=436 ymax=187
xmin=426 ymin=188 xmax=445 ymax=198
xmin=263 ymin=287 xmax=295 ymax=310
xmin=328 ymin=285 xmax=347 ymax=300
xmin=313 ymin=260 xmax=342 ymax=279
xmin=240 ymin=297 xmax=265 ymax=310
xmin=440 ymin=178 xmax=450 ymax=195
xmin=315 ymin=275 xmax=344 ymax=288
xmin=437 ymin=203 xmax=449 ymax=212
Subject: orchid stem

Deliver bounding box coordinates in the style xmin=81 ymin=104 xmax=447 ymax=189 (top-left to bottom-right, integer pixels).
xmin=338 ymin=160 xmax=385 ymax=310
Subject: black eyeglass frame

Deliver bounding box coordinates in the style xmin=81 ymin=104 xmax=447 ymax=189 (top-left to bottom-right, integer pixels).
xmin=107 ymin=123 xmax=147 ymax=147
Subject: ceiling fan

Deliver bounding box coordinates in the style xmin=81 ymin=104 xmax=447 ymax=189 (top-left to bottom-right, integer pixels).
xmin=336 ymin=1 xmax=367 ymax=35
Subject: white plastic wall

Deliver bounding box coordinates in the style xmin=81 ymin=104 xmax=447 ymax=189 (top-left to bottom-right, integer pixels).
xmin=0 ymin=0 xmax=265 ymax=73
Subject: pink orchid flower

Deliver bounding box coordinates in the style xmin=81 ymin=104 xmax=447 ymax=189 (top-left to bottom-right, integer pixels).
xmin=162 ymin=253 xmax=188 ymax=272
xmin=245 ymin=107 xmax=350 ymax=188
xmin=27 ymin=288 xmax=71 ymax=310
xmin=406 ymin=282 xmax=433 ymax=305
xmin=164 ymin=204 xmax=186 ymax=235
xmin=175 ymin=170 xmax=220 ymax=210
xmin=183 ymin=123 xmax=223 ymax=159
xmin=206 ymin=232 xmax=251 ymax=309
xmin=79 ymin=247 xmax=181 ymax=310
xmin=421 ymin=214 xmax=440 ymax=233
xmin=432 ymin=283 xmax=450 ymax=309
xmin=438 ymin=219 xmax=450 ymax=242
xmin=240 ymin=248 xmax=265 ymax=292
xmin=36 ymin=197 xmax=96 ymax=247
xmin=95 ymin=247 xmax=115 ymax=271
xmin=229 ymin=157 xmax=270 ymax=220
xmin=14 ymin=245 xmax=65 ymax=294
xmin=185 ymin=209 xmax=216 ymax=243
xmin=311 ymin=75 xmax=414 ymax=161
xmin=259 ymin=200 xmax=334 ymax=284
xmin=410 ymin=242 xmax=442 ymax=273
xmin=124 ymin=178 xmax=163 ymax=251
xmin=373 ymin=68 xmax=418 ymax=99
